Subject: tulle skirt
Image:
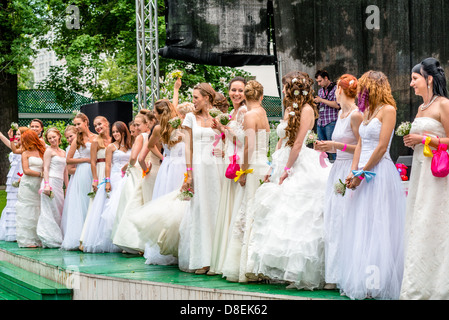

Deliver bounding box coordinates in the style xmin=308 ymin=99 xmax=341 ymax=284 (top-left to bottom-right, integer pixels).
xmin=82 ymin=170 xmax=125 ymax=253
xmin=135 ymin=190 xmax=189 ymax=265
xmin=338 ymin=157 xmax=406 ymax=300
xmin=61 ymin=163 xmax=92 ymax=250
xmin=323 ymin=158 xmax=354 ymax=284
xmin=37 ymin=177 xmax=64 ymax=248
xmin=245 ymin=147 xmax=330 ymax=290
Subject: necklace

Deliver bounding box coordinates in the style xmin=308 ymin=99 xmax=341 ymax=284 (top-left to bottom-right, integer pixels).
xmin=340 ymin=104 xmax=357 ymax=119
xmin=363 ymin=105 xmax=385 ymax=125
xmin=420 ymin=95 xmax=438 ymax=111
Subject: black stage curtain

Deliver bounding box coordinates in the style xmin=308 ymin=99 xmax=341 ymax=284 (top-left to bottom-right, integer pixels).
xmin=161 ymin=0 xmax=276 ymax=67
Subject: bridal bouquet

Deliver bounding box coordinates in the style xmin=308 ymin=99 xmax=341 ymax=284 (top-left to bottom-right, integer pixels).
xmin=87 ymin=191 xmax=96 ymax=199
xmin=306 ymin=131 xmax=318 ymax=145
xmin=177 ymin=188 xmax=194 ymax=201
xmin=12 ymin=180 xmax=20 ymax=188
xmin=209 ymin=108 xmax=223 ymax=118
xmin=168 ymin=116 xmax=182 ymax=129
xmin=10 ymin=122 xmax=18 ymax=131
xmin=334 ymin=179 xmax=347 ymax=197
xmin=395 ymin=121 xmax=412 ymax=137
xmin=216 ymin=113 xmax=231 ymax=126
xmin=170 ymin=69 xmax=183 ymax=79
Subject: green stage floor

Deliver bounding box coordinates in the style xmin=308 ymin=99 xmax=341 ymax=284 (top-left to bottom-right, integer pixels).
xmin=0 ymin=240 xmax=348 ymax=300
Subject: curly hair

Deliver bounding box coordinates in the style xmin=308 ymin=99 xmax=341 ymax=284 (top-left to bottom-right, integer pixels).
xmin=154 ymin=99 xmax=180 ymax=147
xmin=283 ymin=71 xmax=318 ymax=148
xmin=244 ymin=80 xmax=264 ymax=102
xmin=357 ymin=71 xmax=396 ymax=114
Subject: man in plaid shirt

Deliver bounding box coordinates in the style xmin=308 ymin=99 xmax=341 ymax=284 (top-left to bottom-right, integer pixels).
xmin=314 ymin=70 xmax=340 ymax=160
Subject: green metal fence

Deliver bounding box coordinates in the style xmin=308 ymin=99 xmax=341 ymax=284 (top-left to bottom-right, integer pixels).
xmin=18 ymin=90 xmax=282 ymax=127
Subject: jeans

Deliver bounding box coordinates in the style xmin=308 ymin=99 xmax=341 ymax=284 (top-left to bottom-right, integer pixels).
xmin=317 ymin=121 xmax=337 ymax=161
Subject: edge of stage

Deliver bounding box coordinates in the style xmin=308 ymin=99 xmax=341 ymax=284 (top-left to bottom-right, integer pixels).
xmin=0 ymin=241 xmax=348 ymax=300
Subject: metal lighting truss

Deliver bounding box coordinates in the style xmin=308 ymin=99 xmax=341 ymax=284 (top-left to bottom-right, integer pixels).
xmin=136 ymin=0 xmax=159 ymax=110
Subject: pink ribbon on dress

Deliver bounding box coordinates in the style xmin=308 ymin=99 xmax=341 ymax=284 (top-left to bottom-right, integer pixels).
xmin=318 ymin=151 xmax=328 ymax=168
xmin=213 ymin=132 xmax=225 ymax=147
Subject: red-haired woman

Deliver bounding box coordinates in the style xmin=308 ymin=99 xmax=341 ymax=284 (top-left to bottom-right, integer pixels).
xmin=15 ymin=130 xmax=46 ymax=248
xmin=314 ymin=74 xmax=363 ymax=290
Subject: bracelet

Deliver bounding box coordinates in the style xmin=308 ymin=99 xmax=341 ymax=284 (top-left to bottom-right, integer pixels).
xmin=186 ymin=167 xmax=193 ymax=171
xmin=284 ymin=167 xmax=291 ymax=171
xmin=44 ymin=181 xmax=49 ymax=184
xmin=93 ymin=179 xmax=99 ymax=183
xmin=422 ymin=136 xmax=428 ymax=145
xmin=105 ymin=177 xmax=111 ymax=183
xmin=342 ymin=144 xmax=348 ymax=152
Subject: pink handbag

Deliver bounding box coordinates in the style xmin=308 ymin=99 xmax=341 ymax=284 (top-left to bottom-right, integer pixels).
xmin=225 ymin=143 xmax=240 ymax=180
xmin=431 ymin=143 xmax=449 ymax=178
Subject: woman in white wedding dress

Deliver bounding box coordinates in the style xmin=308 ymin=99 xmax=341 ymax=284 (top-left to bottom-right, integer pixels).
xmin=82 ymin=121 xmax=132 ymax=253
xmin=401 ymin=58 xmax=449 ymax=300
xmin=208 ymin=77 xmax=247 ymax=276
xmin=112 ymin=110 xmax=161 ymax=253
xmin=178 ymin=83 xmax=224 ymax=274
xmin=37 ymin=128 xmax=68 ymax=248
xmin=314 ymin=74 xmax=363 ymax=290
xmin=339 ymin=71 xmax=406 ymax=300
xmin=243 ymin=71 xmax=330 ymax=290
xmin=61 ymin=112 xmax=97 ymax=250
xmin=0 ymin=126 xmax=27 ymax=242
xmin=15 ymin=130 xmax=46 ymax=248
xmin=127 ymin=99 xmax=187 ymax=264
xmin=220 ymin=80 xmax=271 ymax=283
xmin=79 ymin=116 xmax=110 ymax=249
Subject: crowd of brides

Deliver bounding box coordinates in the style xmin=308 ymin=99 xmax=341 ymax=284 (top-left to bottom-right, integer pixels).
xmin=0 ymin=56 xmax=448 ymax=300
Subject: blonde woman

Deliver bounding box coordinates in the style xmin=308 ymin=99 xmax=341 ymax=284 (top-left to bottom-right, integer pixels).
xmin=37 ymin=128 xmax=68 ymax=248
xmin=178 ymin=83 xmax=224 ymax=274
xmin=339 ymin=71 xmax=406 ymax=300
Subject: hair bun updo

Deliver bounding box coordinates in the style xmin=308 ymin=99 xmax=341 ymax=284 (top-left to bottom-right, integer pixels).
xmin=244 ymin=80 xmax=264 ymax=102
xmin=338 ymin=74 xmax=358 ymax=99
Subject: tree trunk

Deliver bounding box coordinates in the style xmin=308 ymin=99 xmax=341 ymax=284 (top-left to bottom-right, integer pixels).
xmin=0 ymin=70 xmax=18 ymax=186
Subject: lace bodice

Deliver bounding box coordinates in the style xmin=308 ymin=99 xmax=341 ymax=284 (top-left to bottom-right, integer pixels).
xmin=112 ymin=149 xmax=131 ymax=173
xmin=78 ymin=142 xmax=91 ymax=158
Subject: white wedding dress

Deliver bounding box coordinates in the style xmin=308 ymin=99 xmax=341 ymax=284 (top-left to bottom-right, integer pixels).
xmin=16 ymin=156 xmax=43 ymax=247
xmin=221 ymin=129 xmax=270 ymax=283
xmin=244 ymin=126 xmax=331 ymax=290
xmin=400 ymin=117 xmax=449 ymax=300
xmin=82 ymin=146 xmax=131 ymax=253
xmin=178 ymin=112 xmax=224 ymax=271
xmin=0 ymin=152 xmax=21 ymax=242
xmin=323 ymin=109 xmax=359 ymax=284
xmin=37 ymin=155 xmax=66 ymax=248
xmin=338 ymin=117 xmax=406 ymax=300
xmin=209 ymin=106 xmax=247 ymax=275
xmin=61 ymin=143 xmax=93 ymax=250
